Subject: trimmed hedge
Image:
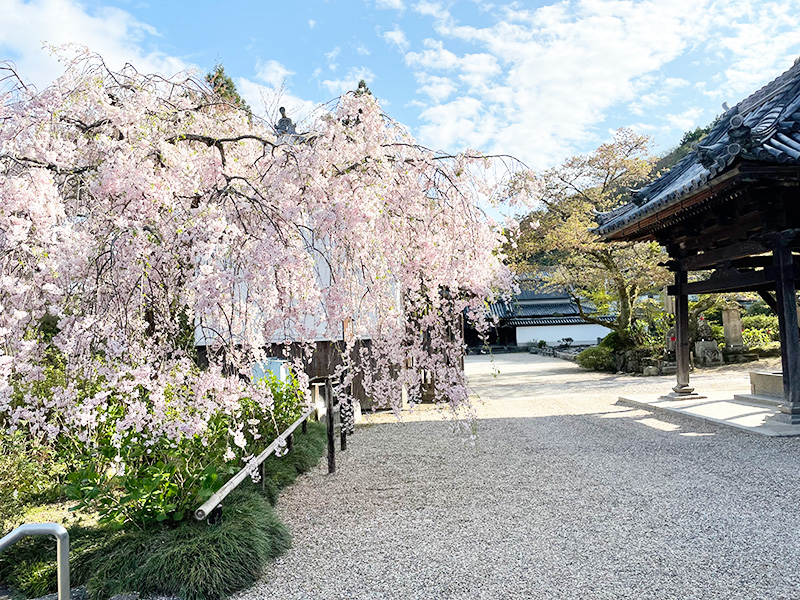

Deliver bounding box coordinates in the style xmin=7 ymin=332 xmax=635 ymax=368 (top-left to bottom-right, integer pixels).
xmin=576 ymin=346 xmax=615 ymax=372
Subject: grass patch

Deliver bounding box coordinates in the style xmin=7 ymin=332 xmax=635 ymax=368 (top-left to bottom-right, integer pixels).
xmin=0 ymin=420 xmax=327 ymax=600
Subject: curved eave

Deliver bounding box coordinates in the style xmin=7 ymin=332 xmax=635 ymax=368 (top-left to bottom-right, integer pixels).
xmin=596 ymin=167 xmax=742 ymax=242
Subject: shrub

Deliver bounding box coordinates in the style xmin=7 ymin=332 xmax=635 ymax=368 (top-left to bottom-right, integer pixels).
xmin=747 ymin=300 xmax=775 ymax=316
xmin=576 ymin=346 xmax=615 ymax=372
xmin=748 ymin=343 xmax=781 ymax=357
xmin=741 ymin=315 xmax=779 ymax=339
xmin=61 ymin=371 xmax=306 ymax=529
xmin=0 ymin=421 xmax=327 ymax=600
xmin=0 ymin=432 xmax=68 ymax=533
xmin=709 ymin=323 xmax=724 ymax=344
xmin=742 ymin=328 xmax=774 ymax=349
xmin=599 ymin=330 xmax=626 ymax=351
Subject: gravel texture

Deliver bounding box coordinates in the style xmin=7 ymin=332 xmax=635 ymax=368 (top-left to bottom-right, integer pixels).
xmin=236 ymin=353 xmax=800 ymax=600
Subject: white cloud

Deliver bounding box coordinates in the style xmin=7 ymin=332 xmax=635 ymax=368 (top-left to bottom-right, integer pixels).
xmin=308 ymin=19 xmax=316 ymax=29
xmin=356 ymin=43 xmax=371 ymax=56
xmin=0 ymin=0 xmax=193 ymax=90
xmin=321 ymin=66 xmax=375 ymax=96
xmin=706 ymin=1 xmax=800 ymax=97
xmin=414 ymin=0 xmax=448 ymax=20
xmin=664 ymin=77 xmax=690 ymax=89
xmin=255 ymin=59 xmax=294 ymax=88
xmin=405 ymin=0 xmax=800 ymax=167
xmin=414 ymin=72 xmax=457 ymax=102
xmin=325 ymin=46 xmax=340 ymax=72
xmin=664 ymin=107 xmax=705 ymax=131
xmin=383 ymin=26 xmax=410 ymax=52
xmin=405 ymin=39 xmax=459 ymax=70
xmin=418 ymin=96 xmax=497 ymax=150
xmin=376 ymin=0 xmax=404 ymax=9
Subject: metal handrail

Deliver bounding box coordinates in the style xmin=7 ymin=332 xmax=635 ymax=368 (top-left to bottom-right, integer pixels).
xmin=195 ymin=407 xmax=315 ymax=520
xmin=0 ymin=523 xmax=70 ymax=600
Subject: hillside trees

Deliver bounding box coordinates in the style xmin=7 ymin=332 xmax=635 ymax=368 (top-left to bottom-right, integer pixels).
xmin=511 ymin=129 xmax=670 ymax=347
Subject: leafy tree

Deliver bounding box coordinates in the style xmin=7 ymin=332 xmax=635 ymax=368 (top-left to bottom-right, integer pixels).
xmin=354 ymin=79 xmax=372 ymax=96
xmin=205 ymin=62 xmax=251 ymax=113
xmin=511 ymin=128 xmax=670 ymax=347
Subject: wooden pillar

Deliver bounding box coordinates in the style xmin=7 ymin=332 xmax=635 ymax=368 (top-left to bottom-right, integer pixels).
xmin=672 ymin=269 xmax=695 ymax=395
xmin=325 ymin=378 xmax=335 ymax=473
xmin=773 ymin=243 xmax=800 ymax=422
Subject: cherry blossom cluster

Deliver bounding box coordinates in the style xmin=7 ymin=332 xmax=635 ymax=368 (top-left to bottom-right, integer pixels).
xmin=0 ymin=54 xmax=531 ymax=459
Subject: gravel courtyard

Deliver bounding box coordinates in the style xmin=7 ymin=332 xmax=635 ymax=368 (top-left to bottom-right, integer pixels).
xmin=239 ymin=353 xmax=800 ymax=600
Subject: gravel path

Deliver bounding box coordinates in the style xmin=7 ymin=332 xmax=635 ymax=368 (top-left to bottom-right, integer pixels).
xmin=237 ymin=353 xmax=800 ymax=600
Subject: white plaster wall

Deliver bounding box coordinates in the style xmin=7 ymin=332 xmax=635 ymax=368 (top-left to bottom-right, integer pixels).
xmin=516 ymin=324 xmax=610 ymax=346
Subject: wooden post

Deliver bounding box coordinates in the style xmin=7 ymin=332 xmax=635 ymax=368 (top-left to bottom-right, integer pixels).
xmin=672 ymin=269 xmax=695 ymax=395
xmin=301 ymin=419 xmax=307 ymax=435
xmin=286 ymin=432 xmax=293 ymax=453
xmin=325 ymin=378 xmax=335 ymax=473
xmin=773 ymin=243 xmax=800 ymax=422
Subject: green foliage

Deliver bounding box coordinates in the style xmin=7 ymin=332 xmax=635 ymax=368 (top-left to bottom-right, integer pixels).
xmin=652 ymin=123 xmax=713 ymax=174
xmin=599 ymin=330 xmax=626 ymax=351
xmin=354 ymin=79 xmax=372 ymax=96
xmin=742 ymin=328 xmax=774 ymax=349
xmin=747 ymin=300 xmax=775 ymax=316
xmin=741 ymin=314 xmax=779 ymax=338
xmin=679 ymin=125 xmax=712 ymax=147
xmin=510 ymin=129 xmax=670 ymax=347
xmin=0 ymin=422 xmax=326 ymax=600
xmin=709 ymin=323 xmax=724 ymax=344
xmin=205 ymin=63 xmax=251 ymax=114
xmin=74 ymin=489 xmax=291 ymax=600
xmin=0 ymin=433 xmax=68 ymax=534
xmin=62 ymin=372 xmax=306 ymax=529
xmin=747 ymin=343 xmax=782 ymax=357
xmin=576 ymin=346 xmax=615 ymax=372
xmin=0 ymin=525 xmax=110 ymax=598
xmin=702 ymin=306 xmax=723 ymax=325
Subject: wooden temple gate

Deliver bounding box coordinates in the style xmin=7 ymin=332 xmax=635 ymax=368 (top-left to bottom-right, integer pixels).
xmin=595 ymin=57 xmax=800 ymax=424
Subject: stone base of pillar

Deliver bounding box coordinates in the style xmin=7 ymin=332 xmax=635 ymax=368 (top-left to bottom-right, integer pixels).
xmin=659 ymin=384 xmax=707 ymax=401
xmin=658 ymin=391 xmax=708 ymax=401
xmin=767 ymin=405 xmax=800 ymax=425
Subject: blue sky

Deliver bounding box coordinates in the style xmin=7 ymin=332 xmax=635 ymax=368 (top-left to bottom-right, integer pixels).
xmin=3 ymin=0 xmax=800 ymax=170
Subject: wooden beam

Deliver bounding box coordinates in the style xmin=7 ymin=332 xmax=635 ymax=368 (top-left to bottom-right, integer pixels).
xmin=668 ymin=268 xmax=775 ymax=295
xmin=730 ymin=256 xmax=777 ymax=269
xmin=756 ymin=288 xmax=779 ymax=313
xmin=677 ymin=240 xmax=770 ymax=271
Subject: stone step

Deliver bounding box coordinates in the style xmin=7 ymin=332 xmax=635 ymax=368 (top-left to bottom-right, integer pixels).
xmin=732 ymin=393 xmax=784 ymax=408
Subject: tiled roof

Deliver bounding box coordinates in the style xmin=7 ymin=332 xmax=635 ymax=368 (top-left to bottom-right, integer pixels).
xmin=514 ymin=277 xmax=571 ymax=301
xmin=507 ymin=316 xmax=616 ymax=327
xmin=488 ymin=300 xmax=595 ymax=321
xmin=515 ymin=303 xmax=580 ymax=317
xmin=595 ymin=56 xmax=800 ymax=238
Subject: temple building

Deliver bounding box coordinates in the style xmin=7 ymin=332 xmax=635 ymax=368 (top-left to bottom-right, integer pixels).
xmin=466 ymin=278 xmax=614 ymax=349
xmin=595 ymin=56 xmax=800 ymax=423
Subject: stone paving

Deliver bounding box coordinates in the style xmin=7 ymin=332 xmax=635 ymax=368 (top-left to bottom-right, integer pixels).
xmin=238 ymin=353 xmax=800 ymax=600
